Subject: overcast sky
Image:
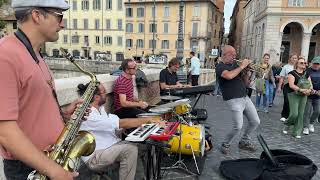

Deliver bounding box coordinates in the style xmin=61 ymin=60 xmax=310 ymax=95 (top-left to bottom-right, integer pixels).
xmin=224 ymin=0 xmax=237 ymax=34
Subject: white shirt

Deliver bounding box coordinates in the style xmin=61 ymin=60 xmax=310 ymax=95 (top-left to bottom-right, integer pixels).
xmin=80 ymin=106 xmax=121 ymax=162
xmin=280 ymin=64 xmax=294 ymax=84
xmin=190 ymin=56 xmax=201 ymax=75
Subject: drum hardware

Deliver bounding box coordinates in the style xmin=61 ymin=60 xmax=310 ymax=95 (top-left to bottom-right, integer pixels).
xmin=160 ymin=95 xmax=182 ymax=101
xmin=161 ymin=113 xmax=201 ymax=175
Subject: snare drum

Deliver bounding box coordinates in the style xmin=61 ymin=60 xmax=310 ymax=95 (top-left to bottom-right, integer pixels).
xmin=166 ymin=124 xmax=205 ymax=157
xmin=137 ymin=113 xmax=162 ymax=118
xmin=149 ymin=107 xmax=173 ymax=120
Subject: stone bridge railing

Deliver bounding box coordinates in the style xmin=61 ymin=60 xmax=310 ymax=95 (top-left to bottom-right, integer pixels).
xmin=45 ymin=58 xmax=166 ymax=74
xmin=55 ymin=68 xmax=216 ymax=110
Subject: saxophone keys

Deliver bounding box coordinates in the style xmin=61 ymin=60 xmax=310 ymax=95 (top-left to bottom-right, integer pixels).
xmin=71 ymin=114 xmax=78 ymax=120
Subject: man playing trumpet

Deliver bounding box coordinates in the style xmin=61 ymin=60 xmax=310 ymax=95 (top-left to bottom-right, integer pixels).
xmin=215 ymin=45 xmax=260 ymax=155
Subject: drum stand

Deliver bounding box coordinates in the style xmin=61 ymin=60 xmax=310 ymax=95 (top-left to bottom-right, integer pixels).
xmin=161 ymin=113 xmax=200 ymax=176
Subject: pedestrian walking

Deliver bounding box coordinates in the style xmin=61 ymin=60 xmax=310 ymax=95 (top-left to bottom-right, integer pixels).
xmin=255 ymin=53 xmax=275 ymax=112
xmin=303 ymin=56 xmax=320 ymax=135
xmin=283 ymin=57 xmax=312 ymax=138
xmin=277 ymin=55 xmax=298 ymax=121
xmin=272 ymin=62 xmax=282 ymax=102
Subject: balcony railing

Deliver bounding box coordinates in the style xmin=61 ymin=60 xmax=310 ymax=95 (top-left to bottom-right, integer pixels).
xmin=189 ymin=33 xmax=211 ymax=40
xmin=283 ymin=0 xmax=320 ymax=8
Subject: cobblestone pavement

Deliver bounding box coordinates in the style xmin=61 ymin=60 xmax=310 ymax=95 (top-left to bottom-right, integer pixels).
xmin=0 ymin=95 xmax=319 ymax=180
xmin=161 ymin=95 xmax=320 ymax=180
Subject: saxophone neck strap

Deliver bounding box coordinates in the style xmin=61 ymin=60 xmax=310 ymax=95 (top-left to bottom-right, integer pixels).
xmin=14 ymin=28 xmax=40 ymax=64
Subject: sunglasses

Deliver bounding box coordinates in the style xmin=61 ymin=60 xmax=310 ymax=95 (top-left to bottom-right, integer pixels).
xmin=43 ymin=9 xmax=64 ymax=23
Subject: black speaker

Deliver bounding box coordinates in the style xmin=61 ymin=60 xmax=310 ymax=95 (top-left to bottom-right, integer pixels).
xmin=191 ymin=108 xmax=208 ymax=121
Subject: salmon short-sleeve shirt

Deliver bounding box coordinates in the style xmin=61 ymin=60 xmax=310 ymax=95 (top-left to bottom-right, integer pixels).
xmin=0 ymin=35 xmax=64 ymax=159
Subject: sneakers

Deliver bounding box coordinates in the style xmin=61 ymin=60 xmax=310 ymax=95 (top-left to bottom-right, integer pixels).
xmin=238 ymin=141 xmax=257 ymax=152
xmin=295 ymin=135 xmax=301 ymax=139
xmin=220 ymin=143 xmax=230 ymax=155
xmin=303 ymin=128 xmax=309 ymax=135
xmin=280 ymin=117 xmax=287 ymax=122
xmin=282 ymin=126 xmax=289 ymax=134
xmin=309 ymin=124 xmax=315 ymax=133
xmin=263 ymin=109 xmax=269 ymax=113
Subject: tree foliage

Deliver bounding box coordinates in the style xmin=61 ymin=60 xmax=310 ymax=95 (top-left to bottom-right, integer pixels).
xmin=0 ymin=0 xmax=8 ymax=7
xmin=0 ymin=20 xmax=5 ymax=30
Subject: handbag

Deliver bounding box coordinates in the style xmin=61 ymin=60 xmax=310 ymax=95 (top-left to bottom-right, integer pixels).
xmin=293 ymin=71 xmax=311 ymax=95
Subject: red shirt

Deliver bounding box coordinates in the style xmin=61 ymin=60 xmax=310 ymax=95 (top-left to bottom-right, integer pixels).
xmin=0 ymin=36 xmax=64 ymax=159
xmin=113 ymin=74 xmax=134 ymax=110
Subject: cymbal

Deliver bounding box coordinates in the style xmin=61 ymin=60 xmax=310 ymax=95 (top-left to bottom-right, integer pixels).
xmin=150 ymin=98 xmax=191 ymax=112
xmin=160 ymin=95 xmax=182 ymax=101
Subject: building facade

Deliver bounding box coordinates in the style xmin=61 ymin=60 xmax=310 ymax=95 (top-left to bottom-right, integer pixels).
xmin=215 ymin=0 xmax=225 ymax=12
xmin=229 ymin=0 xmax=247 ymax=57
xmin=124 ymin=0 xmax=224 ymax=63
xmin=241 ymin=0 xmax=320 ymax=63
xmin=0 ymin=14 xmax=16 ymax=38
xmin=46 ymin=0 xmax=126 ymax=61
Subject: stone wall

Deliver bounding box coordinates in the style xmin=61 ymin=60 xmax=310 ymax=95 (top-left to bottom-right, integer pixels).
xmin=55 ymin=68 xmax=215 ymax=107
xmin=45 ymin=58 xmax=166 ymax=75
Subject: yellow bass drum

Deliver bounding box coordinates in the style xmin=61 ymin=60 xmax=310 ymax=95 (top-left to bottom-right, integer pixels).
xmin=167 ymin=124 xmax=205 ymax=157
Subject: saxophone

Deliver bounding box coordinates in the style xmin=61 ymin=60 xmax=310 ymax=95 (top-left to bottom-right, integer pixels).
xmin=28 ymin=48 xmax=97 ymax=180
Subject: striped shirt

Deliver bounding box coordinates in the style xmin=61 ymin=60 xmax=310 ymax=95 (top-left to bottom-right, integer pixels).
xmin=113 ymin=74 xmax=134 ymax=110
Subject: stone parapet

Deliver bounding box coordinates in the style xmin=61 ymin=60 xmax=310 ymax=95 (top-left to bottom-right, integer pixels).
xmin=55 ymin=68 xmax=215 ymax=107
xmin=45 ymin=58 xmax=166 ymax=75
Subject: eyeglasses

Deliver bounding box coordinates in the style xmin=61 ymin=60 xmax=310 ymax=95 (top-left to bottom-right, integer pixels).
xmin=43 ymin=9 xmax=64 ymax=23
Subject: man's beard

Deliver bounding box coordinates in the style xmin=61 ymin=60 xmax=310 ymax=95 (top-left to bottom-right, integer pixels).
xmin=99 ymin=99 xmax=106 ymax=106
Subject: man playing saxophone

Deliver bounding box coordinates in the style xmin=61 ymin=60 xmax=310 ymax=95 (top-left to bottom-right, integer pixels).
xmin=215 ymin=45 xmax=260 ymax=155
xmin=0 ymin=1 xmax=89 ymax=179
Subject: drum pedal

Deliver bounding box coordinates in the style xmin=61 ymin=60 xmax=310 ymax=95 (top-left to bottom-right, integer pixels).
xmin=191 ymin=108 xmax=208 ymax=121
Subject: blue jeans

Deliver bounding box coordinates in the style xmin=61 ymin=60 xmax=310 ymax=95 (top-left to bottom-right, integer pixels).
xmin=256 ymin=80 xmax=273 ymax=109
xmin=215 ymin=81 xmax=221 ymax=95
xmin=266 ymin=81 xmax=274 ymax=105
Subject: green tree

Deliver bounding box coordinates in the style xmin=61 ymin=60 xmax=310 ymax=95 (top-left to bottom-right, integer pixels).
xmin=0 ymin=0 xmax=8 ymax=7
xmin=0 ymin=20 xmax=5 ymax=30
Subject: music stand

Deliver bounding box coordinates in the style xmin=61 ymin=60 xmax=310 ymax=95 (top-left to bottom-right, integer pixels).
xmin=161 ymin=111 xmax=200 ymax=176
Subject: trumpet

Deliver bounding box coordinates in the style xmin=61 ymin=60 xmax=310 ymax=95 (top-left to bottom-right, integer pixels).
xmin=234 ymin=59 xmax=267 ymax=73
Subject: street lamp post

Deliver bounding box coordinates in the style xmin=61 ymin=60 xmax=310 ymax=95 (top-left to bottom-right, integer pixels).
xmin=152 ymin=0 xmax=156 ymax=56
xmin=176 ymin=0 xmax=184 ymax=63
xmin=280 ymin=45 xmax=285 ymax=63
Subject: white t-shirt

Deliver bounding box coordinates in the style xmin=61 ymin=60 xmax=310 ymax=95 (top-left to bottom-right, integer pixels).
xmin=279 ymin=64 xmax=294 ymax=84
xmin=80 ymin=106 xmax=121 ymax=162
xmin=190 ymin=56 xmax=201 ymax=75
